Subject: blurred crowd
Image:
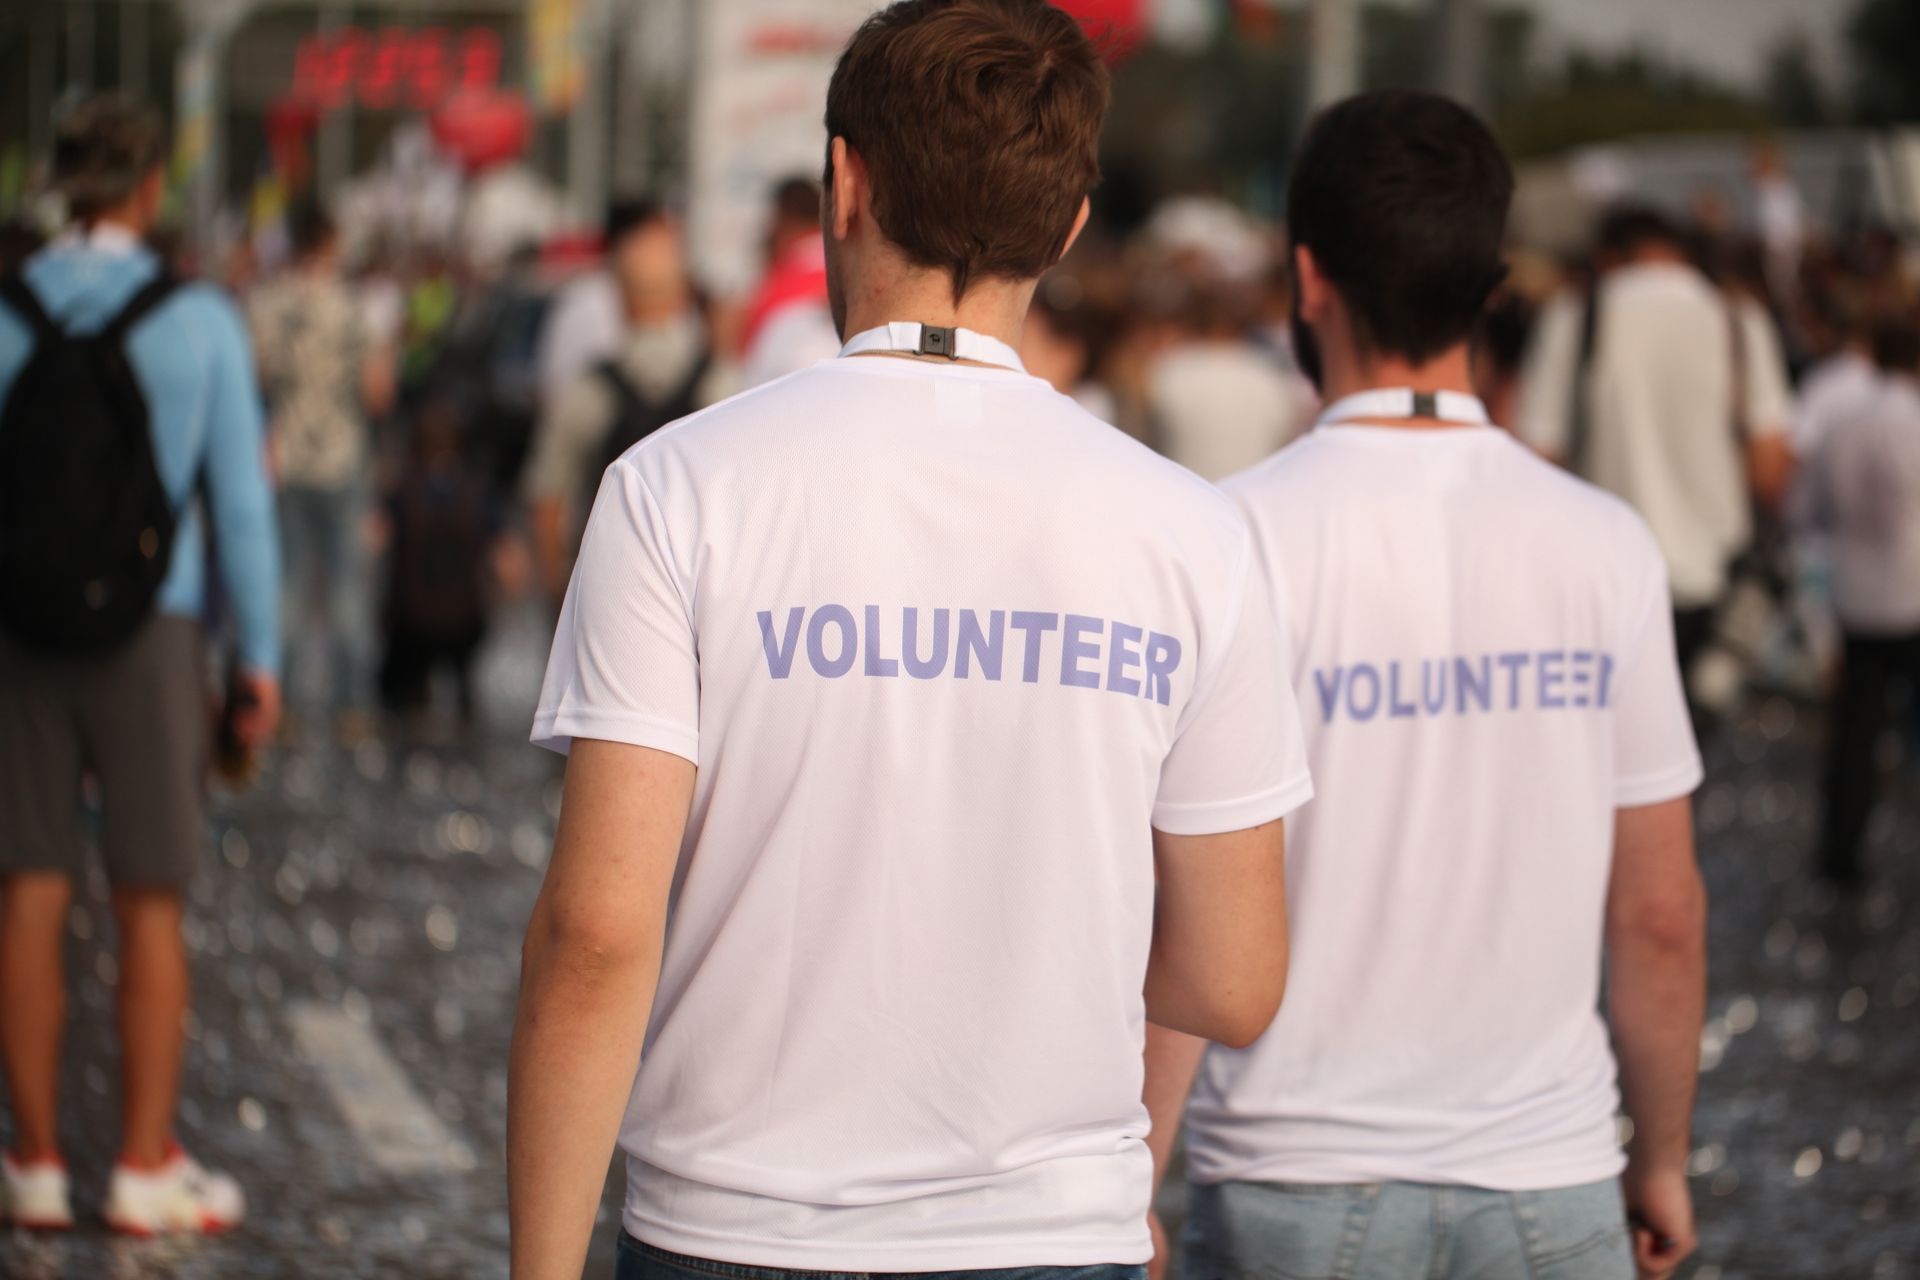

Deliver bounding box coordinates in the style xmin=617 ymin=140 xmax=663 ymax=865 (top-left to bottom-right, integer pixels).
xmin=6 ymin=147 xmax=1914 ymax=881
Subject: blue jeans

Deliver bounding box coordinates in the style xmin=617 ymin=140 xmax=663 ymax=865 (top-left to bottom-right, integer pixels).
xmin=280 ymin=483 xmax=374 ymax=713
xmin=616 ymin=1235 xmax=1147 ymax=1280
xmin=1181 ymin=1178 xmax=1632 ymax=1280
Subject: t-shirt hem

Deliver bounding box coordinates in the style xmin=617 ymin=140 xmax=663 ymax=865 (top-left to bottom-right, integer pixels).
xmin=625 ymin=1213 xmax=1152 ymax=1270
xmin=530 ymin=707 xmax=699 ymax=763
xmin=1613 ymin=757 xmax=1704 ymax=807
xmin=1153 ymin=771 xmax=1315 ymax=836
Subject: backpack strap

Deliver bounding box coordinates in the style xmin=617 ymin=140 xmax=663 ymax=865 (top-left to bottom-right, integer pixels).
xmin=100 ymin=273 xmax=181 ymax=346
xmin=0 ymin=274 xmax=58 ymax=341
xmin=1566 ymin=282 xmax=1600 ymax=479
xmin=595 ymin=358 xmax=649 ymax=420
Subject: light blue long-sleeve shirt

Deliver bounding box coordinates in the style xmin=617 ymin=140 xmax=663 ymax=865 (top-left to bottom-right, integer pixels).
xmin=0 ymin=226 xmax=280 ymax=672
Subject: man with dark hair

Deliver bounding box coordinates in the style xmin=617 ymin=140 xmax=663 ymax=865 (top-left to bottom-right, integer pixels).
xmin=249 ymin=199 xmax=393 ymax=736
xmin=739 ymin=175 xmax=839 ymax=388
xmin=508 ymin=4 xmax=1310 ymax=1278
xmin=1520 ymin=202 xmax=1795 ymax=687
xmin=1145 ymin=91 xmax=1706 ymax=1280
xmin=535 ymin=198 xmax=673 ymax=406
xmin=1804 ymin=317 xmax=1920 ymax=888
xmin=0 ymin=94 xmax=279 ymax=1234
xmin=521 ymin=201 xmax=729 ymax=606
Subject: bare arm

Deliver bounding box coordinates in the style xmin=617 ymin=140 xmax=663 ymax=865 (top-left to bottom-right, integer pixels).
xmin=1144 ymin=820 xmax=1288 ymax=1049
xmin=1746 ymin=434 xmax=1796 ymax=513
xmin=1606 ymin=796 xmax=1707 ymax=1280
xmin=509 ymin=739 xmax=695 ymax=1280
xmin=1141 ymin=1024 xmax=1209 ymax=1278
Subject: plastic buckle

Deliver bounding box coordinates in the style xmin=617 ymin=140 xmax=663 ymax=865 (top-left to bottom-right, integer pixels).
xmin=918 ymin=325 xmax=960 ymax=360
xmin=1411 ymin=390 xmax=1439 ymax=419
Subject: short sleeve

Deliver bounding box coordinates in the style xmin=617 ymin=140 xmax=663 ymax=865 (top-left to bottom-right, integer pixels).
xmin=1611 ymin=549 xmax=1704 ymax=807
xmin=522 ymin=374 xmax=614 ymax=505
xmin=531 ymin=460 xmax=700 ymax=761
xmin=1152 ymin=533 xmax=1315 ymax=834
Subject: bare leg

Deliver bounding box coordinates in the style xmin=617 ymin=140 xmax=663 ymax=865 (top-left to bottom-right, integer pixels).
xmin=0 ymin=873 xmax=73 ymax=1163
xmin=112 ymin=887 xmax=188 ymax=1167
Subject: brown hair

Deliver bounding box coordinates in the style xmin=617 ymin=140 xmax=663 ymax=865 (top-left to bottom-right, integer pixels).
xmin=53 ymin=95 xmax=167 ymax=222
xmin=826 ymin=0 xmax=1109 ymax=300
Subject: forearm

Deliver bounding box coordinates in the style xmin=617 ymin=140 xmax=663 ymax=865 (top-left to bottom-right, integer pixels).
xmin=1142 ymin=1024 xmax=1207 ymax=1193
xmin=508 ymin=930 xmax=659 ymax=1280
xmin=1607 ymin=925 xmax=1705 ymax=1175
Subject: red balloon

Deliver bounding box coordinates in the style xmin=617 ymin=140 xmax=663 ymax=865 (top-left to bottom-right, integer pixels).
xmin=1051 ymin=0 xmax=1146 ymax=62
xmin=429 ymin=89 xmax=532 ymax=171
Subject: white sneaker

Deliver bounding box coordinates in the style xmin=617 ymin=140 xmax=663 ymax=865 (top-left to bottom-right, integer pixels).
xmin=1 ymin=1152 xmax=75 ymax=1231
xmin=103 ymin=1145 xmax=245 ymax=1237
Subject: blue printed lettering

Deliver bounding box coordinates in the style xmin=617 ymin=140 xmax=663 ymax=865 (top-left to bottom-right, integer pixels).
xmin=1348 ymin=663 xmax=1382 ymax=721
xmin=807 ymin=605 xmax=857 ymax=678
xmin=1497 ymin=651 xmax=1530 ymax=710
xmin=1388 ymin=661 xmax=1418 ymax=718
xmin=1314 ymin=667 xmax=1344 ymax=721
xmin=1010 ymin=611 xmax=1060 ymax=684
xmin=1455 ymin=655 xmax=1491 ymax=712
xmin=1144 ymin=633 xmax=1181 ymax=706
xmin=757 ymin=608 xmax=804 ymax=679
xmin=1538 ymin=650 xmax=1567 ymax=709
xmin=1421 ymin=659 xmax=1448 ymax=714
xmin=1597 ymin=653 xmax=1616 ymax=708
xmin=1108 ymin=622 xmax=1144 ymax=696
xmin=1061 ymin=615 xmax=1104 ymax=689
xmin=955 ymin=609 xmax=1005 ymax=680
xmin=864 ymin=605 xmax=899 ymax=678
xmin=902 ymin=607 xmax=950 ymax=679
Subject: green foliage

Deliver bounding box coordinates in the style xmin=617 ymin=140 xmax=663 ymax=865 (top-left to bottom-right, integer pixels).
xmin=1849 ymin=0 xmax=1920 ymax=124
xmin=1494 ymin=52 xmax=1771 ymax=160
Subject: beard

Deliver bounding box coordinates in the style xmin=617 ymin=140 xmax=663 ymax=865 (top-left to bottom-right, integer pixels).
xmin=1290 ymin=289 xmax=1324 ymax=393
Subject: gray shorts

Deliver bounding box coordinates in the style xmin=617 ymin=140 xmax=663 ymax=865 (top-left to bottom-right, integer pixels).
xmin=0 ymin=615 xmax=210 ymax=889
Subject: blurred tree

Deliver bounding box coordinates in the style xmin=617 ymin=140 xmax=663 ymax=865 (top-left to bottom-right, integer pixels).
xmin=1765 ymin=32 xmax=1837 ymax=127
xmin=1493 ymin=51 xmax=1770 ymax=160
xmin=1849 ymin=0 xmax=1920 ymax=124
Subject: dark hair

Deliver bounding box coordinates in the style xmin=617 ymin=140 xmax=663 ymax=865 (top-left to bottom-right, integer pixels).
xmin=1287 ymin=90 xmax=1513 ymax=365
xmin=288 ymin=200 xmax=336 ymax=260
xmin=1871 ymin=317 xmax=1920 ymax=375
xmin=604 ymin=198 xmax=666 ymax=248
xmin=771 ymin=176 xmax=823 ymax=230
xmin=1596 ymin=204 xmax=1685 ymax=259
xmin=825 ymin=0 xmax=1109 ymax=300
xmin=53 ymin=95 xmax=167 ymax=221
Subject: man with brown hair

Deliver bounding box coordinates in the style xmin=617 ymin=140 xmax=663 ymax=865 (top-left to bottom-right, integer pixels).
xmin=0 ymin=95 xmax=279 ymax=1235
xmin=507 ymin=3 xmax=1311 ymax=1278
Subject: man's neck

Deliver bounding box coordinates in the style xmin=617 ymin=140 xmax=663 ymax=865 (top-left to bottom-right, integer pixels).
xmin=840 ymin=266 xmax=1032 ymax=355
xmin=1317 ymin=344 xmax=1481 ymax=429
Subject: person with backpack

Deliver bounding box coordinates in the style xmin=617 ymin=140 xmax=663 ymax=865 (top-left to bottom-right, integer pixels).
xmin=0 ymin=95 xmax=279 ymax=1235
xmin=521 ymin=201 xmax=732 ymax=609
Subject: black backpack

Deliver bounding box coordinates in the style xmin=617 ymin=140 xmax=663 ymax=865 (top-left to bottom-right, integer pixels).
xmin=593 ymin=351 xmax=710 ymax=475
xmin=0 ymin=272 xmax=183 ymax=654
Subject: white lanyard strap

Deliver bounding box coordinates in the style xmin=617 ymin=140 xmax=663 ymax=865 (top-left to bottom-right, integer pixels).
xmin=839 ymin=322 xmax=1027 ymax=373
xmin=1317 ymin=388 xmax=1490 ymax=428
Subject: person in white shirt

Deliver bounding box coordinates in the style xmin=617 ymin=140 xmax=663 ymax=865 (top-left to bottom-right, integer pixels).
xmin=1147 ymin=282 xmax=1315 ymax=481
xmin=1806 ymin=319 xmax=1920 ymax=888
xmin=1144 ymin=91 xmax=1707 ymax=1280
xmin=534 ymin=200 xmax=662 ymax=409
xmin=508 ymin=4 xmax=1312 ymax=1279
xmin=1519 ymin=206 xmax=1795 ymax=688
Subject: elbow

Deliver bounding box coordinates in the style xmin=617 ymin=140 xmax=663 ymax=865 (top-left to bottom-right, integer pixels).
xmin=1609 ymin=883 xmax=1708 ymax=959
xmin=521 ymin=901 xmax=656 ymax=986
xmin=1185 ymin=953 xmax=1289 ymax=1050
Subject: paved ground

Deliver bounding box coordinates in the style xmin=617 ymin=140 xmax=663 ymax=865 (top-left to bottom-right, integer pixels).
xmin=1 ymin=613 xmax=1916 ymax=1279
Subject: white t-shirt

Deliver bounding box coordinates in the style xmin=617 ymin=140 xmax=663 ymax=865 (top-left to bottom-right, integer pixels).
xmin=1186 ymin=419 xmax=1702 ymax=1192
xmin=532 ymin=343 xmax=1313 ymax=1269
xmin=1806 ymin=373 xmax=1920 ymax=635
xmin=740 ymin=301 xmax=843 ymax=389
xmin=1519 ymin=263 xmax=1791 ymax=608
xmin=1794 ymin=348 xmax=1878 ymax=456
xmin=536 ymin=270 xmax=626 ymax=406
xmin=1149 ymin=341 xmax=1316 ymax=481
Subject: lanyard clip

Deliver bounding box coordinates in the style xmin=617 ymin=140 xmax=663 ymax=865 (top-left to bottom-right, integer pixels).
xmin=918 ymin=325 xmax=961 ymax=360
xmin=1411 ymin=390 xmax=1439 ymax=418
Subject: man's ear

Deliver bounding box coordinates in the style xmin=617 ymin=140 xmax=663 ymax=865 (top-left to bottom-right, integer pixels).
xmin=1294 ymin=244 xmax=1334 ymax=326
xmin=828 ymin=137 xmax=863 ymax=244
xmin=1057 ymin=197 xmax=1092 ymax=263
